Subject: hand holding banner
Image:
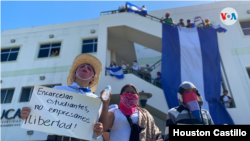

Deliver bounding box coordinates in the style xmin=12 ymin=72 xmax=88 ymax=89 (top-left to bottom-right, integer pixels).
xmin=21 ymin=85 xmax=101 ymax=140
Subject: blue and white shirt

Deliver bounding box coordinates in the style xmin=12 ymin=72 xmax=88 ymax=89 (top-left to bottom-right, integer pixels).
xmin=49 ymin=82 xmax=103 ymax=140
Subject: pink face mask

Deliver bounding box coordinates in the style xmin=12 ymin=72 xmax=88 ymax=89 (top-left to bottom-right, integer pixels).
xmin=119 ymin=93 xmax=138 ymax=115
xmin=76 ymin=64 xmax=94 ymax=80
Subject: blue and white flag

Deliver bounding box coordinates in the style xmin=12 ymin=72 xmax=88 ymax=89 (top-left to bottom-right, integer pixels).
xmin=194 ymin=16 xmax=201 ymax=22
xmin=106 ymin=67 xmax=124 ymax=79
xmin=162 ymin=24 xmax=234 ymax=125
xmin=126 ymin=2 xmax=147 ymax=16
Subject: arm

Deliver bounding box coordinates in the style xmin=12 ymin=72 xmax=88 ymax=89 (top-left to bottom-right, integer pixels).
xmin=99 ymin=90 xmax=115 ymax=132
xmin=164 ymin=112 xmax=175 ymax=141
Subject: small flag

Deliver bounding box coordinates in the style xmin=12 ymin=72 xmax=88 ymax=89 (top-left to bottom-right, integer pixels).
xmin=106 ymin=67 xmax=124 ymax=79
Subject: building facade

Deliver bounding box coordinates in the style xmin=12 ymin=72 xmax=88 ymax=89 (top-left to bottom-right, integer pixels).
xmin=1 ymin=1 xmax=250 ymax=141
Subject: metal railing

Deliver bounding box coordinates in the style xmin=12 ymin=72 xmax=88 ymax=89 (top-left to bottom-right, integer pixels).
xmin=100 ymin=9 xmax=214 ymax=29
xmin=149 ymin=59 xmax=162 ymax=70
xmin=105 ymin=68 xmax=162 ymax=89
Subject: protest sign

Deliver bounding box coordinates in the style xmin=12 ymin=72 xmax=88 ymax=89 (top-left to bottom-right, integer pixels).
xmin=21 ymin=85 xmax=101 ymax=140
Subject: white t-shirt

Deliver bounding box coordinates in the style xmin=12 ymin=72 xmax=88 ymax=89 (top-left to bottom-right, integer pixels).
xmin=109 ymin=108 xmax=139 ymax=141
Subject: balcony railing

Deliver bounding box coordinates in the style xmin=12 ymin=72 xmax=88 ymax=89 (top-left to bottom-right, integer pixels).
xmin=105 ymin=68 xmax=162 ymax=89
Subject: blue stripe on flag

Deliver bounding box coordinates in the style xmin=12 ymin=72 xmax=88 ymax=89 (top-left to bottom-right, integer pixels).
xmin=198 ymin=28 xmax=234 ymax=125
xmin=126 ymin=2 xmax=147 ymax=16
xmin=106 ymin=67 xmax=124 ymax=79
xmin=162 ymin=23 xmax=181 ymax=108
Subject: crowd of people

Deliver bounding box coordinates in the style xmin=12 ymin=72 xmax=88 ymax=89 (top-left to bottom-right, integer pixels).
xmin=106 ymin=60 xmax=162 ymax=87
xmin=160 ymin=12 xmax=212 ymax=28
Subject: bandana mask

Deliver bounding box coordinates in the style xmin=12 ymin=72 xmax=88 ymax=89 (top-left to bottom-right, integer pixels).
xmin=76 ymin=64 xmax=94 ymax=80
xmin=119 ymin=93 xmax=138 ymax=115
xmin=182 ymin=91 xmax=202 ymax=121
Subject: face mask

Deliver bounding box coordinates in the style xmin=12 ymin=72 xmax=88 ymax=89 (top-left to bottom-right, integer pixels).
xmin=122 ymin=60 xmax=124 ymax=63
xmin=157 ymin=75 xmax=160 ymax=78
xmin=133 ymin=62 xmax=137 ymax=66
xmin=182 ymin=91 xmax=202 ymax=121
xmin=76 ymin=64 xmax=94 ymax=80
xmin=119 ymin=93 xmax=138 ymax=115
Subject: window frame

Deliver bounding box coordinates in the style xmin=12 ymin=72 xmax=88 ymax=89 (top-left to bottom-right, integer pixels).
xmin=238 ymin=19 xmax=250 ymax=37
xmin=1 ymin=47 xmax=20 ymax=62
xmin=37 ymin=43 xmax=61 ymax=58
xmin=19 ymin=84 xmax=61 ymax=102
xmin=1 ymin=89 xmax=15 ymax=104
xmin=82 ymin=39 xmax=98 ymax=54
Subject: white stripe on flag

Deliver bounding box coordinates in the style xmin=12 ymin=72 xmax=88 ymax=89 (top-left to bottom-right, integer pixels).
xmin=178 ymin=27 xmax=210 ymax=112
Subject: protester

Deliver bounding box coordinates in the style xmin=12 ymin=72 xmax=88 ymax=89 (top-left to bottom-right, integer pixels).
xmin=50 ymin=50 xmax=55 ymax=57
xmin=164 ymin=81 xmax=214 ymax=141
xmin=131 ymin=60 xmax=140 ymax=71
xmin=161 ymin=12 xmax=173 ymax=25
xmin=100 ymin=84 xmax=163 ymax=141
xmin=143 ymin=64 xmax=152 ymax=76
xmin=109 ymin=61 xmax=118 ymax=68
xmin=155 ymin=72 xmax=161 ymax=82
xmin=186 ymin=19 xmax=192 ymax=28
xmin=21 ymin=54 xmax=104 ymax=141
xmin=205 ymin=18 xmax=211 ymax=26
xmin=220 ymin=90 xmax=233 ymax=108
xmin=120 ymin=59 xmax=129 ymax=74
xmin=118 ymin=5 xmax=126 ymax=13
xmin=177 ymin=19 xmax=185 ymax=27
xmin=54 ymin=50 xmax=59 ymax=56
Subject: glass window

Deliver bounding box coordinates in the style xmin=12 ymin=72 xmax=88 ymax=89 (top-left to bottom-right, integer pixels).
xmin=82 ymin=39 xmax=97 ymax=53
xmin=38 ymin=43 xmax=61 ymax=58
xmin=20 ymin=87 xmax=33 ymax=102
xmin=1 ymin=89 xmax=14 ymax=104
xmin=19 ymin=84 xmax=61 ymax=102
xmin=240 ymin=20 xmax=250 ymax=36
xmin=1 ymin=48 xmax=20 ymax=62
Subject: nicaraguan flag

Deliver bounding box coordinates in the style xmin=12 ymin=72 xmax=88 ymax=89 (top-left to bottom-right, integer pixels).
xmin=161 ymin=24 xmax=234 ymax=125
xmin=194 ymin=16 xmax=201 ymax=22
xmin=106 ymin=67 xmax=124 ymax=79
xmin=126 ymin=2 xmax=147 ymax=16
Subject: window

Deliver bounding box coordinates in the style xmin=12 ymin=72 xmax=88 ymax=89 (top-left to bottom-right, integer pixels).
xmin=20 ymin=84 xmax=61 ymax=102
xmin=247 ymin=68 xmax=250 ymax=78
xmin=82 ymin=39 xmax=97 ymax=53
xmin=1 ymin=89 xmax=14 ymax=104
xmin=38 ymin=43 xmax=61 ymax=58
xmin=240 ymin=20 xmax=250 ymax=36
xmin=1 ymin=48 xmax=19 ymax=62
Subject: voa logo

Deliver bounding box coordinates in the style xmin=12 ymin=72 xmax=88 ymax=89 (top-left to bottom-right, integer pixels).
xmin=220 ymin=7 xmax=238 ymax=26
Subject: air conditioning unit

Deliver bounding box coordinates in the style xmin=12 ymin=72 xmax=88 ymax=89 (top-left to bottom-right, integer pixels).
xmin=11 ymin=39 xmax=15 ymax=43
xmin=49 ymin=34 xmax=54 ymax=38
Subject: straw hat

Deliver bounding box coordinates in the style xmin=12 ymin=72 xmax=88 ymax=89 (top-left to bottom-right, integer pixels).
xmin=67 ymin=54 xmax=102 ymax=92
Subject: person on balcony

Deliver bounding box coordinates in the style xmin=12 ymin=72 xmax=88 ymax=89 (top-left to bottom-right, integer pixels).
xmin=109 ymin=61 xmax=118 ymax=68
xmin=131 ymin=60 xmax=143 ymax=78
xmin=143 ymin=64 xmax=152 ymax=82
xmin=205 ymin=18 xmax=211 ymax=27
xmin=50 ymin=50 xmax=55 ymax=57
xmin=120 ymin=60 xmax=129 ymax=74
xmin=99 ymin=84 xmax=163 ymax=141
xmin=161 ymin=12 xmax=173 ymax=25
xmin=164 ymin=81 xmax=214 ymax=141
xmin=177 ymin=19 xmax=185 ymax=27
xmin=154 ymin=72 xmax=161 ymax=88
xmin=220 ymin=90 xmax=234 ymax=108
xmin=186 ymin=19 xmax=192 ymax=28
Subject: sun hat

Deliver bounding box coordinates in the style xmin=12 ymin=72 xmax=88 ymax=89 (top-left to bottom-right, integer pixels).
xmin=67 ymin=54 xmax=102 ymax=92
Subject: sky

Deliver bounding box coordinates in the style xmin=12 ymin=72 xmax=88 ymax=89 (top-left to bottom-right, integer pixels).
xmin=1 ymin=1 xmax=216 ymax=33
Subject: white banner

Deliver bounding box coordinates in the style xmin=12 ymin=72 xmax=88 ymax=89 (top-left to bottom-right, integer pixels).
xmin=21 ymin=85 xmax=101 ymax=140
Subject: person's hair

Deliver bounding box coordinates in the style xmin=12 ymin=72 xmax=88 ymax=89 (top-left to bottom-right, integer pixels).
xmin=223 ymin=90 xmax=228 ymax=93
xmin=120 ymin=84 xmax=140 ymax=106
xmin=134 ymin=60 xmax=137 ymax=63
xmin=157 ymin=72 xmax=161 ymax=75
xmin=187 ymin=19 xmax=191 ymax=23
xmin=109 ymin=61 xmax=117 ymax=67
xmin=120 ymin=84 xmax=139 ymax=95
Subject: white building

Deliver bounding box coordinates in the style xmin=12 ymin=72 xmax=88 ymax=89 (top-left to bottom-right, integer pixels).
xmin=1 ymin=1 xmax=250 ymax=141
